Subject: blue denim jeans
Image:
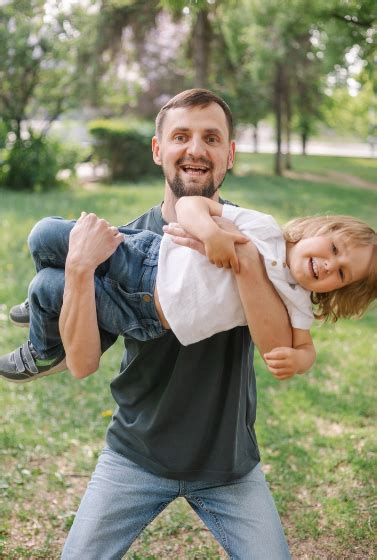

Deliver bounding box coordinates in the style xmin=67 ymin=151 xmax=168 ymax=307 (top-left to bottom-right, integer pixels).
xmin=61 ymin=447 xmax=291 ymax=560
xmin=27 ymin=217 xmax=166 ymax=359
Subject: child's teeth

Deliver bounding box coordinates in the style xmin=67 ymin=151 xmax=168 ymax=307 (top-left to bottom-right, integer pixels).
xmin=312 ymin=259 xmax=318 ymax=278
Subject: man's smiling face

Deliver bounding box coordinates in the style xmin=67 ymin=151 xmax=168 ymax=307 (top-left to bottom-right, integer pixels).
xmin=152 ymin=103 xmax=235 ymax=200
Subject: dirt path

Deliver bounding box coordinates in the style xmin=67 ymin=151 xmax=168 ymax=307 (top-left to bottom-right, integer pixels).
xmin=285 ymin=170 xmax=377 ymax=191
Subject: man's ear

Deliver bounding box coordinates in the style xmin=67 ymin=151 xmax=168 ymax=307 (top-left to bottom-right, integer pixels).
xmin=227 ymin=140 xmax=236 ymax=170
xmin=152 ymin=136 xmax=162 ymax=166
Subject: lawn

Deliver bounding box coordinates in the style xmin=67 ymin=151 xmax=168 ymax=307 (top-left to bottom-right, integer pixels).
xmin=0 ymin=154 xmax=376 ymax=559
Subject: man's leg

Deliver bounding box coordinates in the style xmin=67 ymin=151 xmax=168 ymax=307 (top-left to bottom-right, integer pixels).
xmin=62 ymin=447 xmax=178 ymax=560
xmin=185 ymin=463 xmax=291 ymax=560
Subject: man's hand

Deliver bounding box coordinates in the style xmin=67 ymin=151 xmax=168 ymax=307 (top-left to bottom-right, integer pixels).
xmin=67 ymin=212 xmax=124 ymax=272
xmin=163 ymin=222 xmax=205 ymax=254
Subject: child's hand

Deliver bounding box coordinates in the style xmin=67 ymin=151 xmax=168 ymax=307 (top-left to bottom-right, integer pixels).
xmin=264 ymin=347 xmax=304 ymax=380
xmin=204 ymin=230 xmax=249 ymax=273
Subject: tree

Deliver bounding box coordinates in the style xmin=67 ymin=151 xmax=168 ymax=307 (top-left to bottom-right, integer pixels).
xmin=0 ymin=0 xmax=97 ymax=189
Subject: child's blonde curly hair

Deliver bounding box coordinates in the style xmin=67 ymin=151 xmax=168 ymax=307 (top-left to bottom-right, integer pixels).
xmin=282 ymin=215 xmax=377 ymax=322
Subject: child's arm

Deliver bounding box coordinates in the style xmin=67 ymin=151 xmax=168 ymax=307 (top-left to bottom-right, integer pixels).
xmin=264 ymin=329 xmax=316 ymax=380
xmin=175 ymin=196 xmax=248 ymax=272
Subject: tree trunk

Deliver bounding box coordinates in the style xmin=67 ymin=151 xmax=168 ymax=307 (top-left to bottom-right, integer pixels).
xmin=253 ymin=123 xmax=258 ymax=153
xmin=302 ymin=132 xmax=307 ymax=155
xmin=274 ymin=62 xmax=284 ymax=176
xmin=285 ymin=72 xmax=292 ymax=170
xmin=192 ymin=9 xmax=211 ymax=88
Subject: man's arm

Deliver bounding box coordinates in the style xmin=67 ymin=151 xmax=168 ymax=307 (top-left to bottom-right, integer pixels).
xmin=234 ymin=241 xmax=293 ymax=356
xmin=164 ymin=219 xmax=293 ymax=355
xmin=59 ymin=212 xmax=123 ymax=378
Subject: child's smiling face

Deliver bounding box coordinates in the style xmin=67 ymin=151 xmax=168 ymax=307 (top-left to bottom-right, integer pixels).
xmin=286 ymin=234 xmax=373 ymax=293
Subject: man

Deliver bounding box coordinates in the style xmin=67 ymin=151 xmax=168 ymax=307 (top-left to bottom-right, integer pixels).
xmin=57 ymin=89 xmax=292 ymax=558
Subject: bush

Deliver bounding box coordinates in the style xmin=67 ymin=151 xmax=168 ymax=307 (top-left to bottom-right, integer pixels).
xmin=88 ymin=119 xmax=162 ymax=181
xmin=0 ymin=136 xmax=82 ymax=191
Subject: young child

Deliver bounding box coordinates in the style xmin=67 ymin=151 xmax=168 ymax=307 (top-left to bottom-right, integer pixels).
xmin=1 ymin=196 xmax=376 ymax=383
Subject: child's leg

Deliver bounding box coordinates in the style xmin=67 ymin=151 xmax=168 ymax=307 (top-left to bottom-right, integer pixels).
xmin=28 ymin=217 xmax=75 ymax=272
xmin=28 ymin=268 xmax=118 ymax=360
xmin=94 ymin=229 xmax=167 ymax=341
xmin=1 ymin=230 xmax=166 ymax=383
xmin=0 ymin=267 xmax=119 ymax=383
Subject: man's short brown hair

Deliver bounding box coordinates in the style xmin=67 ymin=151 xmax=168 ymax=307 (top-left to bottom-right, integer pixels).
xmin=155 ymin=89 xmax=234 ymax=140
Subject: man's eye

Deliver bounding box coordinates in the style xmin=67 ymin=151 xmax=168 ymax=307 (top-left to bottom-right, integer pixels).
xmin=174 ymin=134 xmax=186 ymax=142
xmin=207 ymin=136 xmax=218 ymax=144
xmin=332 ymin=243 xmax=338 ymax=254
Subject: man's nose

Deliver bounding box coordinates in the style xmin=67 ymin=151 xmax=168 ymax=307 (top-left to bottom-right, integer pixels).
xmin=186 ymin=136 xmax=207 ymax=158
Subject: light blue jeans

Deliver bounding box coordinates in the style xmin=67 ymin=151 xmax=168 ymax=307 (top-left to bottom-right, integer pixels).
xmin=61 ymin=447 xmax=291 ymax=560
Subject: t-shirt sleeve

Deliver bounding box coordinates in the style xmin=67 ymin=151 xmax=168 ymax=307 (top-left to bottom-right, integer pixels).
xmin=222 ymin=205 xmax=281 ymax=240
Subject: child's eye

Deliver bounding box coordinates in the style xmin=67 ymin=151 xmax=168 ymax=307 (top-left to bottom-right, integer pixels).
xmin=332 ymin=243 xmax=338 ymax=254
xmin=339 ymin=268 xmax=345 ymax=281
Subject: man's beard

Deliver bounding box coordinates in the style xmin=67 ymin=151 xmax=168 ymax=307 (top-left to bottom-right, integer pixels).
xmin=167 ymin=172 xmax=220 ymax=199
xmin=163 ymin=160 xmax=227 ymax=199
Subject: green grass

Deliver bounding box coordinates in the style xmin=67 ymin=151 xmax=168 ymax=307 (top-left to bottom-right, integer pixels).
xmin=235 ymin=152 xmax=377 ymax=184
xmin=0 ymin=154 xmax=376 ymax=558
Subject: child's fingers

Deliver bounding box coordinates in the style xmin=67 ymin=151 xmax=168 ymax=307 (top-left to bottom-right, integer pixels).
xmin=267 ymin=364 xmax=295 ymax=379
xmin=265 ymin=359 xmax=288 ymax=369
xmin=264 ymin=348 xmax=291 ymax=360
xmin=273 ymin=371 xmax=295 ymax=381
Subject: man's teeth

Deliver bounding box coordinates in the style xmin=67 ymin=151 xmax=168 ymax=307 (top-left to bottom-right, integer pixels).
xmin=182 ymin=165 xmax=207 ymax=174
xmin=311 ymin=258 xmax=319 ymax=279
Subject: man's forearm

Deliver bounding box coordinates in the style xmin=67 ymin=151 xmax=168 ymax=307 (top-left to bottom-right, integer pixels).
xmin=59 ymin=265 xmax=101 ymax=378
xmin=235 ymin=245 xmax=292 ymax=355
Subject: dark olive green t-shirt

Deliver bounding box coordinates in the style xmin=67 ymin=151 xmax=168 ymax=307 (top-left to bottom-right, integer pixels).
xmin=106 ymin=202 xmax=260 ymax=481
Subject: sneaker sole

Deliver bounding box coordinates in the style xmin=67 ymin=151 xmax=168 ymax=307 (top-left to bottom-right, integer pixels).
xmin=9 ymin=318 xmax=30 ymax=328
xmin=3 ymin=359 xmax=67 ymax=383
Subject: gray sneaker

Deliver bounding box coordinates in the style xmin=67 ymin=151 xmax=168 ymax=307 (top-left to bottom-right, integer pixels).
xmin=0 ymin=340 xmax=66 ymax=383
xmin=9 ymin=299 xmax=30 ymax=328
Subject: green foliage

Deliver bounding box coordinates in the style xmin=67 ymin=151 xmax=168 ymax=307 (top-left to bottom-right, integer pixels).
xmin=322 ymin=82 xmax=377 ymax=139
xmin=0 ymin=1 xmax=98 ymax=190
xmin=0 ymin=137 xmax=58 ymax=191
xmin=89 ymin=119 xmax=162 ymax=181
xmin=0 ymin=136 xmax=81 ymax=191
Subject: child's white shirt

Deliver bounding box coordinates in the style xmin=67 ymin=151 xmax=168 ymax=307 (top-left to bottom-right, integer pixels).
xmin=156 ymin=205 xmax=314 ymax=346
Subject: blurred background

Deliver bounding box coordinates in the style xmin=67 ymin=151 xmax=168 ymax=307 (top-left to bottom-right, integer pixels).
xmin=0 ymin=0 xmax=376 ymax=190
